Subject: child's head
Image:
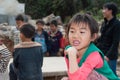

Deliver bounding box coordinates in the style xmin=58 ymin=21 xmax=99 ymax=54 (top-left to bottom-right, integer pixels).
xmin=36 ymin=19 xmax=45 ymax=31
xmin=20 ymin=24 xmax=35 ymax=41
xmin=15 ymin=14 xmax=24 ymax=28
xmin=66 ymin=13 xmax=99 ymax=50
xmin=50 ymin=20 xmax=58 ymax=32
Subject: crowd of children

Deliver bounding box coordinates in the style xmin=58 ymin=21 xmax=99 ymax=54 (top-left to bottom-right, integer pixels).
xmin=0 ymin=2 xmax=120 ymax=80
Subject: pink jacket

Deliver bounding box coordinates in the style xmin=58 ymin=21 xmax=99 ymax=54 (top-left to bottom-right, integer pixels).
xmin=65 ymin=51 xmax=103 ymax=80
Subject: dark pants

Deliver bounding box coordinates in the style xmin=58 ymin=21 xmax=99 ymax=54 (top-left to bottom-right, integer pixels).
xmin=108 ymin=60 xmax=117 ymax=76
xmin=9 ymin=63 xmax=17 ymax=80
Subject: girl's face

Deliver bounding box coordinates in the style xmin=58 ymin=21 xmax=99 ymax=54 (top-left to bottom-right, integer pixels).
xmin=68 ymin=23 xmax=96 ymax=52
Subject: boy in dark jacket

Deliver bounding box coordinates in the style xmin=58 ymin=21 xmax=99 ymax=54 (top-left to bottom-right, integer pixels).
xmin=48 ymin=20 xmax=63 ymax=56
xmin=13 ymin=24 xmax=43 ymax=80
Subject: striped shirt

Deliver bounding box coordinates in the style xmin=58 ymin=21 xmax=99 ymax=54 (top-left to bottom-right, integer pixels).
xmin=0 ymin=44 xmax=11 ymax=73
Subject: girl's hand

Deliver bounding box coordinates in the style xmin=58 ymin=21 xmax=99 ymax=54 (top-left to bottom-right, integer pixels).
xmin=65 ymin=46 xmax=79 ymax=73
xmin=65 ymin=46 xmax=77 ymax=56
xmin=61 ymin=77 xmax=69 ymax=80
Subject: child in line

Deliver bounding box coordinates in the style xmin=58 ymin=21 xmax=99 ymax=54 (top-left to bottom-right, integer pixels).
xmin=13 ymin=24 xmax=43 ymax=80
xmin=32 ymin=19 xmax=50 ymax=56
xmin=62 ymin=13 xmax=119 ymax=80
xmin=48 ymin=20 xmax=63 ymax=56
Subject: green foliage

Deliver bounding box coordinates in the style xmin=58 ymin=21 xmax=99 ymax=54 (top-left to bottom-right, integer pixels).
xmin=17 ymin=0 xmax=120 ymax=22
xmin=117 ymin=13 xmax=120 ymax=19
xmin=52 ymin=0 xmax=77 ymax=22
xmin=93 ymin=9 xmax=103 ymax=21
xmin=24 ymin=0 xmax=53 ymax=19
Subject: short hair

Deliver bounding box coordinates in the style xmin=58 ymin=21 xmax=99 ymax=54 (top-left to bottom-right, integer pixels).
xmin=50 ymin=20 xmax=58 ymax=27
xmin=67 ymin=13 xmax=99 ymax=37
xmin=20 ymin=24 xmax=35 ymax=38
xmin=15 ymin=14 xmax=24 ymax=21
xmin=103 ymin=2 xmax=118 ymax=16
xmin=36 ymin=19 xmax=45 ymax=25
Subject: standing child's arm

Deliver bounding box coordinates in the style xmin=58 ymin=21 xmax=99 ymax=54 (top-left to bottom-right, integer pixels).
xmin=65 ymin=46 xmax=79 ymax=73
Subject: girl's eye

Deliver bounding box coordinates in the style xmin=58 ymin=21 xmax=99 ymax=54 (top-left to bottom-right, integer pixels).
xmin=70 ymin=30 xmax=74 ymax=33
xmin=80 ymin=31 xmax=85 ymax=34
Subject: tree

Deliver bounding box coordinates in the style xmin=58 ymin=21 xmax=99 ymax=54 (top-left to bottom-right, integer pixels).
xmin=52 ymin=0 xmax=78 ymax=22
xmin=81 ymin=0 xmax=89 ymax=9
xmin=17 ymin=0 xmax=120 ymax=21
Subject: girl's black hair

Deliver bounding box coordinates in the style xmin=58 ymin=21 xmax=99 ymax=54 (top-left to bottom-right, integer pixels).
xmin=20 ymin=24 xmax=35 ymax=38
xmin=103 ymin=2 xmax=118 ymax=17
xmin=67 ymin=13 xmax=99 ymax=37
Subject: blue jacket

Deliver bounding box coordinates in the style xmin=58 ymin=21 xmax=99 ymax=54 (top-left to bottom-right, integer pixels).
xmin=32 ymin=30 xmax=50 ymax=53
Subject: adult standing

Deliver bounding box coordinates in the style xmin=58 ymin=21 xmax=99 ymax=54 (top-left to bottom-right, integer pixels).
xmin=96 ymin=2 xmax=120 ymax=75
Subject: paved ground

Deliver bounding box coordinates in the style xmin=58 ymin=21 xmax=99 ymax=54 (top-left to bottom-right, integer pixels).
xmin=3 ymin=57 xmax=120 ymax=80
